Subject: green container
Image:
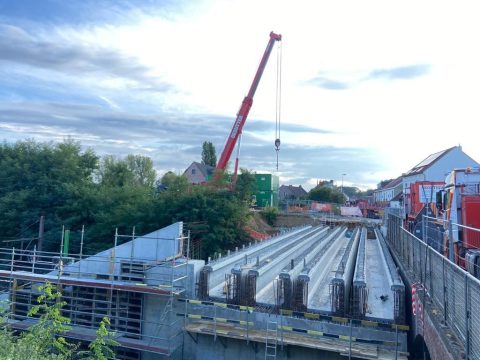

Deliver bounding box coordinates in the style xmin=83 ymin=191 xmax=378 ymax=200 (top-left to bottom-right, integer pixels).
xmin=255 ymin=174 xmax=279 ymax=191
xmin=254 ymin=174 xmax=279 ymax=207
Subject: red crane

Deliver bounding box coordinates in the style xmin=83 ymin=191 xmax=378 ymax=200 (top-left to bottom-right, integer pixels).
xmin=214 ymin=31 xmax=282 ymax=183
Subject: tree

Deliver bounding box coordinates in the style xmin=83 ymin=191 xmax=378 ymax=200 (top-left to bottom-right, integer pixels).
xmin=309 ymin=186 xmax=345 ymax=204
xmin=201 ymin=141 xmax=217 ymax=167
xmin=0 ymin=139 xmax=99 ymax=249
xmin=0 ymin=138 xmax=254 ymax=262
xmin=235 ymin=169 xmax=256 ymax=203
xmin=81 ymin=317 xmax=119 ymax=360
xmin=125 ymin=154 xmax=156 ymax=188
xmin=98 ymin=155 xmax=156 ymax=188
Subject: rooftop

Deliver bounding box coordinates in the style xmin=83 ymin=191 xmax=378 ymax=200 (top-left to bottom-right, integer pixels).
xmin=404 ymin=146 xmax=456 ymax=176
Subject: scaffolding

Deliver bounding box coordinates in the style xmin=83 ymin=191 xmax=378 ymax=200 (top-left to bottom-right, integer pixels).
xmin=0 ymin=226 xmax=191 ymax=360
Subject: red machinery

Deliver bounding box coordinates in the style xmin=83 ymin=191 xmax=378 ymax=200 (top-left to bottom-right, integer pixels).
xmin=438 ymin=168 xmax=480 ymax=275
xmin=214 ymin=32 xmax=282 ymax=183
xmin=406 ymin=181 xmax=444 ymax=221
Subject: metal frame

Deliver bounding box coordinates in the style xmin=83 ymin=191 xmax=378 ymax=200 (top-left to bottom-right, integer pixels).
xmin=0 ymin=229 xmax=190 ymax=359
xmin=386 ymin=213 xmax=480 ymax=360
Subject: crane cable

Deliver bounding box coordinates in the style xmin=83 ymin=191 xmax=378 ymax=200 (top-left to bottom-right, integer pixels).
xmin=275 ymin=40 xmax=282 ymax=171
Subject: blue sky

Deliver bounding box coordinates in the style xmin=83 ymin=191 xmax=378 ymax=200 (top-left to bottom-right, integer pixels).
xmin=1 ymin=0 xmax=480 ymax=190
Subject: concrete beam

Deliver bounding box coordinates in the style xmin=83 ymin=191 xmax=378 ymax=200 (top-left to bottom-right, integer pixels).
xmin=204 ymin=226 xmax=312 ymax=291
xmin=253 ymin=226 xmax=328 ymax=299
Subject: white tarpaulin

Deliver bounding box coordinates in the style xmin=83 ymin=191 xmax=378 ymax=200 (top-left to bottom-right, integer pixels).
xmin=340 ymin=206 xmax=363 ymax=217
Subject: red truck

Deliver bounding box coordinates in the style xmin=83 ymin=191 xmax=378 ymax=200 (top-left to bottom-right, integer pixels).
xmin=436 ymin=168 xmax=480 ymax=277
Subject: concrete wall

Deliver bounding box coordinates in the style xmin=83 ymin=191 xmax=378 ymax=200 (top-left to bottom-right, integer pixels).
xmin=175 ymin=334 xmax=347 ymax=360
xmin=146 ymin=259 xmax=204 ymax=298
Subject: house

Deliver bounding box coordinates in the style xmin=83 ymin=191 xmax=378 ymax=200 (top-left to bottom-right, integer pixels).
xmin=402 ymin=145 xmax=479 ymax=215
xmin=183 ymin=161 xmax=215 ymax=184
xmin=373 ymin=176 xmax=403 ymax=206
xmin=279 ymin=185 xmax=308 ymax=201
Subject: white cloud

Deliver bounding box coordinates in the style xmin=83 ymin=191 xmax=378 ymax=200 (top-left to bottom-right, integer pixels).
xmin=2 ymin=0 xmax=480 ymax=190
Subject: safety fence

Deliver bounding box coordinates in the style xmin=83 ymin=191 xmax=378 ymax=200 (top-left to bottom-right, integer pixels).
xmin=178 ymin=298 xmax=409 ymax=358
xmin=386 ymin=214 xmax=480 ymax=360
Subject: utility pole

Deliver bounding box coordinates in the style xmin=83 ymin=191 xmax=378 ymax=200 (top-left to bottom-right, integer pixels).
xmin=341 ymin=173 xmax=347 ymax=197
xmin=38 ymin=215 xmax=45 ymax=252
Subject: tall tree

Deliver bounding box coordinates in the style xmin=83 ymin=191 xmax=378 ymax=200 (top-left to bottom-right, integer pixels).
xmin=235 ymin=169 xmax=256 ymax=203
xmin=309 ymin=186 xmax=345 ymax=204
xmin=126 ymin=154 xmax=156 ymax=188
xmin=98 ymin=155 xmax=156 ymax=188
xmin=0 ymin=139 xmax=99 ymax=247
xmin=201 ymin=141 xmax=217 ymax=167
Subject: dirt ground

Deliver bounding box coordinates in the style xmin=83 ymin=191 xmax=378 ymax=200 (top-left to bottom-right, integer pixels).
xmin=247 ymin=211 xmax=276 ymax=235
xmin=248 ymin=211 xmax=318 ymax=236
xmin=275 ymin=213 xmax=319 ymax=228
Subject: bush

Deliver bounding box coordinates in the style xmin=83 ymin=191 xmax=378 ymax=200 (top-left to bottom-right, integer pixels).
xmin=0 ymin=282 xmax=118 ymax=359
xmin=262 ymin=206 xmax=278 ymax=226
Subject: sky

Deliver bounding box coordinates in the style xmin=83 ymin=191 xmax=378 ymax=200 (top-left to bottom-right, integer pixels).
xmin=1 ymin=0 xmax=480 ymax=190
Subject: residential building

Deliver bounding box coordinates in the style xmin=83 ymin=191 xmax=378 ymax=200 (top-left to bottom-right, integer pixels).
xmin=279 ymin=184 xmax=308 ymax=201
xmin=183 ymin=161 xmax=215 ymax=184
xmin=402 ymin=145 xmax=479 ymax=215
xmin=373 ymin=176 xmax=403 ymax=206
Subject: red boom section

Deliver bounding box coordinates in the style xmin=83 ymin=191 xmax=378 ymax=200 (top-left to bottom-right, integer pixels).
xmin=215 ymin=32 xmax=282 ymax=173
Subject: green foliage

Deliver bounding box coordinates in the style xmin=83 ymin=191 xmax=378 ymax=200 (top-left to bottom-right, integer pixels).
xmin=201 ymin=141 xmax=217 ymax=167
xmin=261 ymin=206 xmax=278 ymax=226
xmin=0 ymin=282 xmax=117 ymax=359
xmin=0 ymin=139 xmax=99 ymax=250
xmin=25 ymin=282 xmax=74 ymax=357
xmin=79 ymin=317 xmax=119 ymax=360
xmin=308 ymin=186 xmax=346 ymax=204
xmin=160 ymin=172 xmax=189 ymax=193
xmin=0 ymin=139 xmax=254 ymax=260
xmin=235 ymin=169 xmax=256 ymax=203
xmin=98 ymin=154 xmax=156 ymax=188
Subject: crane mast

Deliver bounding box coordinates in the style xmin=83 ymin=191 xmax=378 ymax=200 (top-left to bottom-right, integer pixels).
xmin=215 ymin=32 xmax=282 ymax=178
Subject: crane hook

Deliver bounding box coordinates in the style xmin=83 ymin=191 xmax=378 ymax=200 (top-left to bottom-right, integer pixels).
xmin=275 ymin=138 xmax=280 ymax=150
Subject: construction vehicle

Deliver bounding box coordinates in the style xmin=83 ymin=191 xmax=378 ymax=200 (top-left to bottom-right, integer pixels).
xmin=405 ymin=181 xmax=444 ymax=238
xmin=436 ymin=167 xmax=480 ymax=277
xmin=214 ymin=31 xmax=282 ymax=184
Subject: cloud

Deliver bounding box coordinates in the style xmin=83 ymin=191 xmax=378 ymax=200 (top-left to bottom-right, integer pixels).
xmin=0 ymin=101 xmax=372 ymax=188
xmin=245 ymin=120 xmax=333 ymax=134
xmin=306 ymin=64 xmax=431 ymax=91
xmin=0 ymin=24 xmax=172 ymax=92
xmin=367 ymin=64 xmax=431 ymax=81
xmin=0 ymin=0 xmax=189 ymax=26
xmin=306 ymin=76 xmax=350 ymax=90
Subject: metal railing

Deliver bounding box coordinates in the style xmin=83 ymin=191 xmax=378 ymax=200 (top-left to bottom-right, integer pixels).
xmin=386 ymin=214 xmax=480 ymax=360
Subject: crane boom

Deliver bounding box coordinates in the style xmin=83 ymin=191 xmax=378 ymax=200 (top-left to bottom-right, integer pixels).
xmin=215 ymin=31 xmax=282 ymax=174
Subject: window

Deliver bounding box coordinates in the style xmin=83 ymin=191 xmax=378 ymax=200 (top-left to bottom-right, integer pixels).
xmin=191 ymin=168 xmax=196 ymax=174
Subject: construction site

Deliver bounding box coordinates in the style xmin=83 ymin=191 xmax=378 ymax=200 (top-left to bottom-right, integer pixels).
xmin=0 ymin=218 xmax=410 ymax=360
xmin=2 ymin=14 xmax=480 ymax=360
